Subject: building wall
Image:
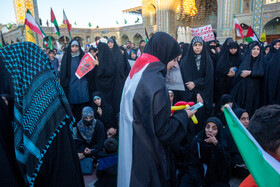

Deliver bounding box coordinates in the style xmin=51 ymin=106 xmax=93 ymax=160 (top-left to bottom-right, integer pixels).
xmin=3 ymin=0 xmax=280 ymax=47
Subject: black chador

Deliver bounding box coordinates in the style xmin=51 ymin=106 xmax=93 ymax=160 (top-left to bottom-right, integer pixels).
xmin=215 ymin=42 xmax=242 ymax=102
xmin=231 ymin=42 xmax=264 ymax=116
xmin=263 ymin=45 xmax=280 ymax=105
xmin=180 ymin=36 xmax=214 ymax=132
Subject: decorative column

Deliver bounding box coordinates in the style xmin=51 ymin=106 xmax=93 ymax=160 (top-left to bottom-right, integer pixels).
xmin=217 ymin=0 xmax=234 ymax=42
xmin=252 ymin=0 xmax=263 ymax=37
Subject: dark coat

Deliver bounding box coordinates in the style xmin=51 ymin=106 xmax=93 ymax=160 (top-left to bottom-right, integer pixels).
xmin=60 ymin=39 xmax=95 ymax=102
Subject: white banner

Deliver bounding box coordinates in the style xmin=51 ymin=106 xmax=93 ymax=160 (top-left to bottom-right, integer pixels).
xmin=190 ymin=25 xmax=215 ymax=42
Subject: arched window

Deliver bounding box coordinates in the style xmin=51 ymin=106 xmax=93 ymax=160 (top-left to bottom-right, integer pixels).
xmin=86 ymin=36 xmax=91 ymax=43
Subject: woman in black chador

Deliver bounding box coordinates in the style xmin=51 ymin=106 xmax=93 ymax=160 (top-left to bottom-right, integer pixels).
xmin=179 ymin=117 xmax=231 ymax=187
xmin=231 ymin=42 xmax=264 ymax=116
xmin=180 ymin=36 xmax=214 ymax=132
xmin=263 ymin=45 xmax=280 ymax=105
xmin=94 ymin=42 xmax=121 ymax=116
xmin=215 ymin=42 xmax=242 ymax=103
xmin=108 ymin=38 xmax=131 ymax=88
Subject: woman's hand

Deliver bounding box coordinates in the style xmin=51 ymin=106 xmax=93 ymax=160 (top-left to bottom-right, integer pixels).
xmin=205 ymin=136 xmax=218 ymax=146
xmin=241 ymin=70 xmax=251 ymax=78
xmin=196 ymin=93 xmax=204 ymax=104
xmin=186 ymin=82 xmax=195 ymax=90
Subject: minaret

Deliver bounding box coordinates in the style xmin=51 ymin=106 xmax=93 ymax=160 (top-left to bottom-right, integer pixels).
xmin=13 ymin=0 xmax=40 ymax=44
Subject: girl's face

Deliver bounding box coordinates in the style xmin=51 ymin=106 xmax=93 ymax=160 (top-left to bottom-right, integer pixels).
xmin=193 ymin=42 xmax=203 ymax=54
xmin=265 ymin=47 xmax=270 ymax=55
xmin=205 ymin=122 xmax=218 ymax=138
xmin=108 ymin=41 xmax=114 ymax=49
xmin=251 ymin=45 xmax=260 ymax=58
xmin=240 ymin=112 xmax=249 ymax=128
xmin=131 ymin=52 xmax=137 ymax=59
xmin=71 ymin=44 xmax=79 ymax=53
xmin=94 ymin=98 xmax=101 ymax=106
xmin=229 ymin=48 xmax=238 ymax=55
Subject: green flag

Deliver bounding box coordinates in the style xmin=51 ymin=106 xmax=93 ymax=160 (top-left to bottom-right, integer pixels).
xmin=88 ymin=22 xmax=92 ymax=27
xmin=0 ymin=43 xmax=3 ymax=48
xmin=48 ymin=35 xmax=53 ymax=50
xmin=124 ymin=19 xmax=127 ymax=24
xmin=224 ymin=105 xmax=280 ymax=187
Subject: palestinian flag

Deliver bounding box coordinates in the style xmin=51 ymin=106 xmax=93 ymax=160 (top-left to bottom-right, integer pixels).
xmin=51 ymin=8 xmax=60 ymax=36
xmin=224 ymin=105 xmax=280 ymax=187
xmin=145 ymin=27 xmax=149 ymax=43
xmin=24 ymin=9 xmax=46 ymax=39
xmin=245 ymin=26 xmax=259 ymax=43
xmin=63 ymin=9 xmax=72 ymax=39
xmin=234 ymin=15 xmax=243 ymax=38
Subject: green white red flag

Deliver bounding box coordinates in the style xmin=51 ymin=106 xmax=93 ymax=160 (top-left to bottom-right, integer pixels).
xmin=224 ymin=105 xmax=280 ymax=187
xmin=63 ymin=9 xmax=72 ymax=39
xmin=234 ymin=15 xmax=243 ymax=38
xmin=24 ymin=9 xmax=46 ymax=39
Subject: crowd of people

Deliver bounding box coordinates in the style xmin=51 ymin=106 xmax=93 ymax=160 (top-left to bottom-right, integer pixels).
xmin=0 ymin=31 xmax=279 ymax=187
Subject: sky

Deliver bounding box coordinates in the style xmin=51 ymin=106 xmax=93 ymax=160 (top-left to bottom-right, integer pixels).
xmin=0 ymin=0 xmax=142 ymax=28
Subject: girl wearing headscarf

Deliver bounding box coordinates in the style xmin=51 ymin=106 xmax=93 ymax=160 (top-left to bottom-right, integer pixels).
xmin=75 ymin=106 xmax=106 ymax=159
xmin=264 ymin=39 xmax=280 ymax=66
xmin=92 ymin=91 xmax=117 ymax=131
xmin=60 ymin=39 xmax=96 ymax=123
xmin=215 ymin=42 xmax=242 ymax=103
xmin=231 ymin=42 xmax=264 ymax=116
xmin=262 ymin=44 xmax=271 ymax=57
xmin=0 ymin=42 xmax=84 ymax=187
xmin=179 ymin=117 xmax=231 ymax=186
xmin=214 ymin=94 xmax=239 ymax=126
xmin=180 ymin=36 xmax=214 ymax=132
xmin=118 ymin=32 xmax=197 ymax=187
xmin=263 ymin=46 xmax=280 ymax=105
xmin=218 ymin=37 xmax=234 ymax=60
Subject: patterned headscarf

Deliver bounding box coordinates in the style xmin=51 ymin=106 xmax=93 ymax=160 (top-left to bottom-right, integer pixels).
xmin=0 ymin=42 xmax=73 ymax=186
xmin=77 ymin=107 xmax=96 ymax=144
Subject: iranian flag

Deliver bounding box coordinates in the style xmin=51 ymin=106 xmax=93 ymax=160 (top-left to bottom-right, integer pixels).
xmin=63 ymin=9 xmax=72 ymax=39
xmin=245 ymin=26 xmax=259 ymax=43
xmin=51 ymin=8 xmax=60 ymax=36
xmin=224 ymin=105 xmax=280 ymax=187
xmin=24 ymin=9 xmax=46 ymax=39
xmin=44 ymin=41 xmax=48 ymax=48
xmin=234 ymin=15 xmax=243 ymax=38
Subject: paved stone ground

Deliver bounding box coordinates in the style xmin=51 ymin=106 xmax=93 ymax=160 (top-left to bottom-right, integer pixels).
xmin=83 ymin=169 xmax=97 ymax=187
